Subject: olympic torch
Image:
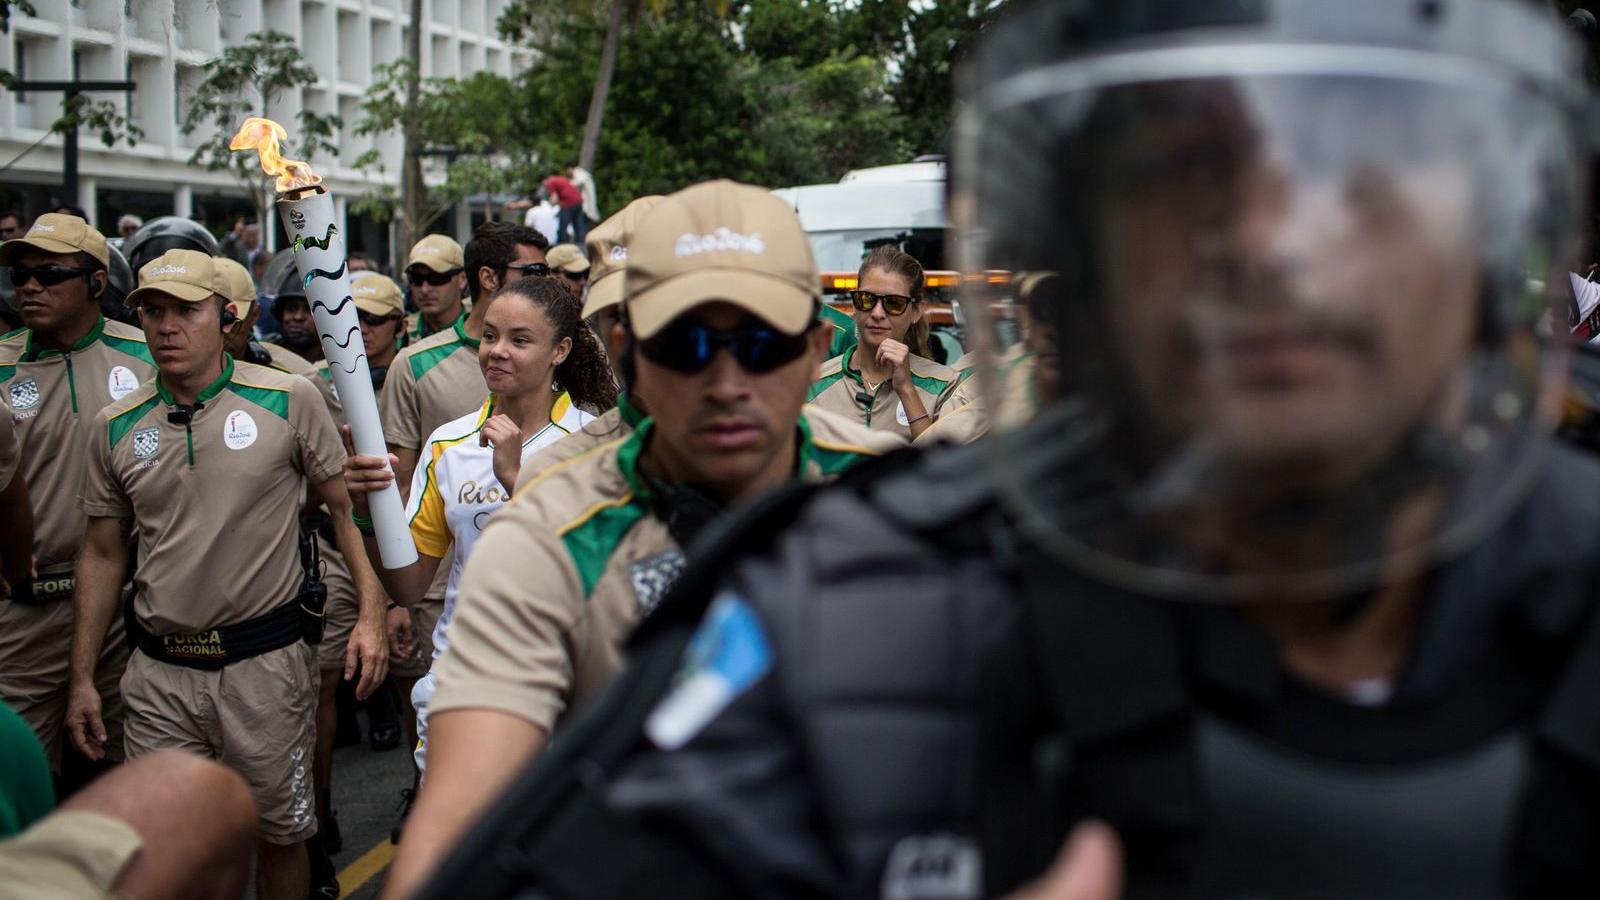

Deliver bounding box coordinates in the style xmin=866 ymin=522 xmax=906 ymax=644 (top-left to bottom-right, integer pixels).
xmin=230 ymin=117 xmax=417 ymax=569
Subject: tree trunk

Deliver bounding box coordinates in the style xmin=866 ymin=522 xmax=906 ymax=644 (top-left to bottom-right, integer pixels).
xmin=578 ymin=0 xmax=626 ymax=172
xmin=400 ymin=0 xmax=427 ymax=271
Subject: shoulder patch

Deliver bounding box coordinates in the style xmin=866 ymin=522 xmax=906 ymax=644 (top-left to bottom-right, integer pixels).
xmin=226 ymin=379 xmax=292 ymax=420
xmin=407 ymin=341 xmax=463 ymax=382
xmin=644 ymin=592 xmax=773 ymax=751
xmin=808 ymin=359 xmax=848 ymax=402
xmin=108 ymin=391 xmax=161 ymax=450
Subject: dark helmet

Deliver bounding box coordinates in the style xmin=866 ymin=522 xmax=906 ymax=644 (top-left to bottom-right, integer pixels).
xmin=123 ymin=216 xmax=220 ymax=280
xmin=958 ymin=0 xmax=1590 ymax=600
xmin=99 ymin=241 xmax=138 ymax=326
xmin=270 ymin=258 xmax=307 ymax=304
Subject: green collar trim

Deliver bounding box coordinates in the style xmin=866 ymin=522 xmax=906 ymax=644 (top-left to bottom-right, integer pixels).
xmin=617 ymin=392 xmax=644 ymax=428
xmin=838 ymin=345 xmax=948 ymax=396
xmin=615 ymin=419 xmax=651 ymax=503
xmin=24 ymin=316 xmax=104 ymax=361
xmin=452 ymin=312 xmax=478 ymax=350
xmin=156 ymin=355 xmax=234 ymax=408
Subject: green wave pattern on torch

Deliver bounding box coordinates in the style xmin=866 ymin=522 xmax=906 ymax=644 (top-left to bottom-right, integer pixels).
xmin=292 ymin=224 xmax=339 ymax=253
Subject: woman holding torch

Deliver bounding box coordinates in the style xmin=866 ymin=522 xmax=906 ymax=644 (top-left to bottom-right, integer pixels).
xmin=341 ymin=276 xmax=615 ymax=769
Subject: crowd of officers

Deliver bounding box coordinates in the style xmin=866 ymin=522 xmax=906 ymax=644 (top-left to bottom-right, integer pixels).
xmin=0 ymin=173 xmax=1025 ymax=898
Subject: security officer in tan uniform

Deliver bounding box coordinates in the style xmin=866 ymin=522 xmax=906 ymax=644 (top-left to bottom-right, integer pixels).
xmin=511 ymin=195 xmax=664 ymax=492
xmin=404 ymin=234 xmax=468 ymax=342
xmin=385 ymin=179 xmax=904 ymax=897
xmin=212 ymin=254 xmax=363 ymax=881
xmin=0 ymin=214 xmax=155 ymax=777
xmin=65 ymin=250 xmax=388 ymax=900
xmin=378 ymin=220 xmax=550 ymax=834
xmin=0 ymin=395 xmax=32 ymax=604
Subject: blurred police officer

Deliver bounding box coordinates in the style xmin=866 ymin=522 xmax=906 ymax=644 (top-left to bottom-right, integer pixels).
xmin=387 ymin=180 xmax=903 ymax=897
xmin=66 ymin=249 xmax=388 ymax=900
xmin=414 ymin=3 xmax=1600 ymax=899
xmin=0 ymin=214 xmax=154 ymax=780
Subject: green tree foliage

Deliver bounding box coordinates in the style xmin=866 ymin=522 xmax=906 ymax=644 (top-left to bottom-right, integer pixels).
xmin=179 ymin=31 xmax=339 ymax=225
xmin=351 ymin=62 xmax=533 ymax=243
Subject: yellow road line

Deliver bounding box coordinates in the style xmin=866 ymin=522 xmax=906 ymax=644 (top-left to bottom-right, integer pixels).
xmin=338 ymin=839 xmax=396 ymax=896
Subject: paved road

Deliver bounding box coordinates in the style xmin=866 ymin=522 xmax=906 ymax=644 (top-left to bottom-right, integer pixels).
xmin=326 ymin=721 xmax=416 ymax=899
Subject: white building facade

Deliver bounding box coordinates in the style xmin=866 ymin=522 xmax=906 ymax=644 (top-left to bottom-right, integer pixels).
xmin=0 ymin=0 xmax=530 ymax=255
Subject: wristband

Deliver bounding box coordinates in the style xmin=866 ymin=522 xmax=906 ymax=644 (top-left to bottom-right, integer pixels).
xmin=906 ymin=412 xmax=931 ymax=426
xmin=351 ymin=509 xmax=375 ymax=535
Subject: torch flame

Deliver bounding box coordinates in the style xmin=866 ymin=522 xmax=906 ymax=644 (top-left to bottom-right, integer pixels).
xmin=229 ymin=116 xmax=323 ymax=194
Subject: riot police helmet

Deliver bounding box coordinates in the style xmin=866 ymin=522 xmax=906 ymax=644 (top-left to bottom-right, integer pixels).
xmin=957 ymin=0 xmax=1591 ymax=600
xmin=123 ymin=216 xmax=220 ymax=279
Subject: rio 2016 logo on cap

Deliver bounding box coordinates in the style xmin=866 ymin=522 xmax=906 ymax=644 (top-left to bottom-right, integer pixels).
xmin=30 ymin=224 xmax=56 ymax=234
xmin=674 ymin=228 xmax=765 ymax=258
xmin=609 ymin=246 xmax=628 ymax=262
xmin=223 ymin=410 xmax=258 ymax=450
xmin=145 ymin=265 xmax=188 ymax=278
xmin=108 ymin=366 xmax=141 ymax=401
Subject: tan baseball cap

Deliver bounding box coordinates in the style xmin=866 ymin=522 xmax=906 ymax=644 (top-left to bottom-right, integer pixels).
xmin=582 ymin=195 xmax=664 ymax=318
xmin=545 ymin=243 xmax=590 ymax=275
xmin=127 ymin=249 xmax=231 ymax=306
xmin=0 ymin=214 xmax=110 ymax=268
xmin=625 ymin=181 xmax=819 ymax=338
xmin=212 ymin=257 xmax=257 ymax=311
xmin=408 ymin=234 xmax=464 ymax=273
xmin=352 ymin=271 xmax=405 ymax=318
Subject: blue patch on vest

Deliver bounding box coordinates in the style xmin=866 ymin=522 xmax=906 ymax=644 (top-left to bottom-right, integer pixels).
xmin=645 ymin=592 xmax=773 ymax=750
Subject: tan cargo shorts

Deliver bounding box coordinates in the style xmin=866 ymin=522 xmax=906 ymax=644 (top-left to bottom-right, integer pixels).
xmin=0 ymin=810 xmax=142 ymax=899
xmin=388 ymin=595 xmax=442 ymax=680
xmin=0 ymin=586 xmax=128 ymax=769
xmin=314 ymin=535 xmax=359 ymax=672
xmin=122 ymin=642 xmax=317 ymax=845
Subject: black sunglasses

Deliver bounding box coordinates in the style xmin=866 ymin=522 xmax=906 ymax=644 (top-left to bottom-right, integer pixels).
xmin=407 ymin=267 xmax=461 ymax=287
xmin=848 ymin=290 xmax=915 ymax=316
xmin=358 ymin=311 xmax=401 ymax=327
xmin=10 ymin=265 xmax=95 ymax=289
xmin=639 ymin=319 xmax=811 ymax=375
xmin=505 ymin=261 xmax=552 ymax=278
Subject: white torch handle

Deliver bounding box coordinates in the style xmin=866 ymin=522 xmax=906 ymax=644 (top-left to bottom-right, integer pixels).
xmin=279 ymin=191 xmax=418 ymax=569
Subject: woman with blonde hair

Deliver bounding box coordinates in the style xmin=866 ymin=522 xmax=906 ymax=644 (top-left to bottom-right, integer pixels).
xmin=807 ymin=244 xmax=959 ymax=439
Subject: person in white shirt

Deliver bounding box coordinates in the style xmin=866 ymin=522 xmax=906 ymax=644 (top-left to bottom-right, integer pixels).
xmin=567 ymin=162 xmax=600 ymax=245
xmin=341 ymin=275 xmax=617 ymax=769
xmin=523 ymin=197 xmax=560 ymax=248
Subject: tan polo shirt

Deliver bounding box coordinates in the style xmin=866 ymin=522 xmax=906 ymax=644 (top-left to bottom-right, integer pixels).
xmin=0 ymin=395 xmax=16 ymax=490
xmin=379 ymin=317 xmax=484 ymax=451
xmin=0 ymin=318 xmax=156 ymax=575
xmin=80 ymin=357 xmax=346 ymax=634
xmin=807 ymin=345 xmax=961 ymax=440
xmin=511 ymin=393 xmax=646 ymax=493
xmin=430 ymin=407 xmax=902 ymax=731
xmin=914 ymin=347 xmax=1038 ymax=445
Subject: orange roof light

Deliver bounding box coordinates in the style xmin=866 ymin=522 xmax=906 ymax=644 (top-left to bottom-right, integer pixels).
xmin=821 ymin=274 xmax=859 ymax=291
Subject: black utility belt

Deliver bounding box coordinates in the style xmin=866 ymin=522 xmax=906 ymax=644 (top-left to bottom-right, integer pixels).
xmin=130 ymin=596 xmax=313 ymax=671
xmin=8 ymin=574 xmax=75 ymax=606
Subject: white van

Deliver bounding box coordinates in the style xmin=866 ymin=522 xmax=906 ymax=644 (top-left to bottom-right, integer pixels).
xmin=772 ymin=159 xmax=965 ymax=361
xmin=771 ymin=158 xmax=949 ymax=275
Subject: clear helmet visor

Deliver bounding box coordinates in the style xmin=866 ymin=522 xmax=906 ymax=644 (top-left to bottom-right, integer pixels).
xmin=957 ymin=55 xmax=1588 ymax=601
